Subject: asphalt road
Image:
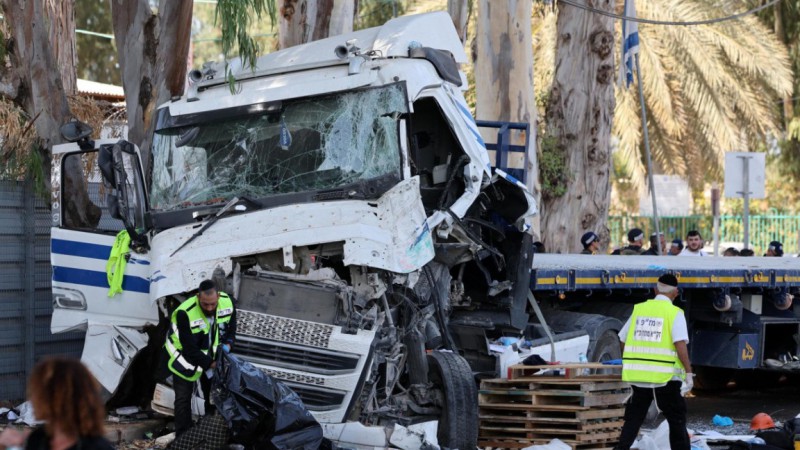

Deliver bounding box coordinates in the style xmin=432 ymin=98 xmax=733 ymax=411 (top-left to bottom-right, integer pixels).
xmin=642 ymin=377 xmax=800 ymax=448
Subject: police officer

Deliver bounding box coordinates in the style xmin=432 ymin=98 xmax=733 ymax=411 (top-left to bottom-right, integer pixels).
xmin=765 ymin=241 xmax=784 ymax=257
xmin=580 ymin=232 xmax=599 ymax=254
xmin=612 ymin=228 xmax=645 ymax=255
xmin=164 ymin=280 xmax=236 ymax=436
xmin=615 ymin=274 xmax=693 ymax=450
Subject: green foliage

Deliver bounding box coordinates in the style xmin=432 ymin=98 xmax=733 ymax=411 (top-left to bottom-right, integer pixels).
xmin=538 ymin=134 xmax=569 ymax=200
xmin=215 ymin=0 xmax=276 ymax=71
xmin=75 ymin=0 xmax=120 ymax=85
xmin=356 ymin=0 xmax=407 ymax=30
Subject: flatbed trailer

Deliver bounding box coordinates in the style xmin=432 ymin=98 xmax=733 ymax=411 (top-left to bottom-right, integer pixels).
xmin=529 ymin=254 xmax=800 ymax=388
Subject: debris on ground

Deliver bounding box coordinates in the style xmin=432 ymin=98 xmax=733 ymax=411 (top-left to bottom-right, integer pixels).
xmin=713 ymin=415 xmax=734 ymax=427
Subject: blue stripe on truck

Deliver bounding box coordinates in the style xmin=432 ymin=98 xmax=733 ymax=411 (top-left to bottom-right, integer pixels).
xmin=52 ymin=238 xmax=150 ymax=265
xmin=52 ymin=239 xmax=112 ymax=260
xmin=52 ymin=266 xmax=150 ymax=294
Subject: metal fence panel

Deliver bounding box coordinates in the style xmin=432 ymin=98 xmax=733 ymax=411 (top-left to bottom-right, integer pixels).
xmin=609 ymin=215 xmax=800 ymax=255
xmin=0 ymin=180 xmax=84 ymax=402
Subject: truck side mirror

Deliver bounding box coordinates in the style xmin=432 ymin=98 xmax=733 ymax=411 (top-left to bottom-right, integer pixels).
xmin=98 ymin=144 xmax=115 ymax=186
xmin=107 ymin=193 xmax=122 ymax=221
xmin=60 ymin=120 xmax=95 ymax=150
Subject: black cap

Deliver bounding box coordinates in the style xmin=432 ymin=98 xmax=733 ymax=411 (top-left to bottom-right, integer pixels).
xmin=658 ymin=273 xmax=679 ymax=287
xmin=627 ymin=228 xmax=644 ymax=243
xmin=670 ymin=239 xmax=683 ymax=250
xmin=768 ymin=241 xmax=784 ymax=256
xmin=581 ymin=232 xmax=598 ymax=248
xmin=199 ymin=279 xmax=217 ymax=293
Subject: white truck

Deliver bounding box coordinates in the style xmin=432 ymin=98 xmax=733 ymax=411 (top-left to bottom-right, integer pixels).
xmin=50 ymin=12 xmax=588 ymax=449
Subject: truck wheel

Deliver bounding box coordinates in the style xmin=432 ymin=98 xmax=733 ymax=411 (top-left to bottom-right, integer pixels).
xmin=428 ymin=351 xmax=478 ymax=450
xmin=694 ymin=366 xmax=733 ymax=390
xmin=541 ymin=310 xmax=622 ymax=363
xmin=590 ymin=329 xmax=622 ymax=363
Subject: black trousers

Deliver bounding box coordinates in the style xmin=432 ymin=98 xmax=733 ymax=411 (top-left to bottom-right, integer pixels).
xmin=173 ymin=374 xmax=214 ymax=436
xmin=614 ymin=380 xmax=690 ymax=450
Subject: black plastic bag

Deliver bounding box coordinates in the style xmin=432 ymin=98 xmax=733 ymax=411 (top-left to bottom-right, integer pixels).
xmin=211 ymin=352 xmax=323 ymax=450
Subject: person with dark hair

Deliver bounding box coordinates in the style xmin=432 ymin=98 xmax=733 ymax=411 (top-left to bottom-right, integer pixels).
xmin=643 ymin=232 xmax=666 ymax=256
xmin=0 ymin=357 xmax=114 ymax=450
xmin=615 ymin=274 xmax=692 ymax=450
xmin=678 ymin=230 xmax=707 ymax=256
xmin=723 ymin=247 xmax=740 ymax=257
xmin=668 ymin=239 xmax=683 ymax=256
xmin=765 ymin=241 xmax=784 ymax=257
xmin=616 ymin=228 xmax=645 ymax=255
xmin=164 ymin=279 xmax=237 ymax=436
xmin=740 ymin=248 xmax=755 ymax=257
xmin=533 ymin=241 xmax=546 ymax=254
xmin=580 ymin=232 xmax=599 ymax=254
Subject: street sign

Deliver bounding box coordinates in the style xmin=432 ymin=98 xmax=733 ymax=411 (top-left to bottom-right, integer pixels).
xmin=723 ymin=152 xmax=766 ymax=249
xmin=723 ymin=152 xmax=765 ymax=199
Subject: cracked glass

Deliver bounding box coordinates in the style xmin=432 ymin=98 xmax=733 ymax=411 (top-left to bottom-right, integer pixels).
xmin=150 ymin=83 xmax=407 ymax=211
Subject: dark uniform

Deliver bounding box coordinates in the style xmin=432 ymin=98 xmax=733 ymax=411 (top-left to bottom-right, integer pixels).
xmin=164 ymin=292 xmax=236 ymax=435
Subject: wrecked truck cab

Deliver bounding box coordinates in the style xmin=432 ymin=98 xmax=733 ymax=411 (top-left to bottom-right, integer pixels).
xmin=51 ymin=12 xmax=543 ymax=449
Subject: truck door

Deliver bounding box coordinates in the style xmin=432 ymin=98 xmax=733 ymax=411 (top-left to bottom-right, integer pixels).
xmin=51 ymin=139 xmax=158 ymax=392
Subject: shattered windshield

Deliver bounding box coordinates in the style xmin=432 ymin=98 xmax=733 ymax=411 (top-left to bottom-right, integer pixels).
xmin=150 ymin=83 xmax=407 ymax=211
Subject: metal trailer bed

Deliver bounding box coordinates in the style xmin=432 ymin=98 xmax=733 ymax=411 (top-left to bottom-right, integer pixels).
xmin=530 ymin=254 xmax=800 ymax=291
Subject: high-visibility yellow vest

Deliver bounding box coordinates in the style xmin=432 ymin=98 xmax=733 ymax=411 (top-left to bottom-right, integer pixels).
xmin=165 ymin=293 xmax=234 ymax=381
xmin=622 ymin=299 xmax=686 ymax=384
xmin=106 ymin=230 xmax=131 ymax=297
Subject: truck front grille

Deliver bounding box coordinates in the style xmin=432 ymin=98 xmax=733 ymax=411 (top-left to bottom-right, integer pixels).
xmin=237 ymin=309 xmax=333 ymax=348
xmin=280 ymin=382 xmax=347 ymax=411
xmin=235 ymin=337 xmax=359 ymax=375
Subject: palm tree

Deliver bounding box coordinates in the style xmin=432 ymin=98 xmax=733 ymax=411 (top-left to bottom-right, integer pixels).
xmin=534 ymin=1 xmax=793 ymax=196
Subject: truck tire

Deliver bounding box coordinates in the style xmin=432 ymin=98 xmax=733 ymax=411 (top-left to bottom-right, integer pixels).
xmin=693 ymin=366 xmax=733 ymax=390
xmin=428 ymin=351 xmax=478 ymax=450
xmin=579 ymin=302 xmax=634 ymax=323
xmin=591 ymin=329 xmax=622 ymax=363
xmin=541 ymin=310 xmax=622 ymax=363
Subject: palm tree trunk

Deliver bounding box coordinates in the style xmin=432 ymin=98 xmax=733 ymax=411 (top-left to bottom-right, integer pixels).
xmin=474 ymin=0 xmax=539 ymax=235
xmin=279 ymin=0 xmax=355 ymax=49
xmin=541 ymin=0 xmax=616 ymax=253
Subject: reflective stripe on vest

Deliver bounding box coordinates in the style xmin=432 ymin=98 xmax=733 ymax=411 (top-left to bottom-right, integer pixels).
xmin=165 ymin=338 xmax=203 ymax=380
xmin=622 ymin=299 xmax=686 ymax=384
xmin=164 ymin=293 xmax=234 ymax=381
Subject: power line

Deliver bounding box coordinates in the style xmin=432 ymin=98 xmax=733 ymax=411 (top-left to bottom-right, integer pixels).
xmin=557 ymin=0 xmax=781 ymax=26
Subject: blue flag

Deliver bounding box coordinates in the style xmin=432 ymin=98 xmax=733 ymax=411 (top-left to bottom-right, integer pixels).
xmin=619 ymin=0 xmax=640 ymax=88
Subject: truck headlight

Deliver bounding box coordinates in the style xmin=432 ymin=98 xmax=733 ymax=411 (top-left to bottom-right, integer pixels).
xmin=53 ymin=287 xmax=87 ymax=310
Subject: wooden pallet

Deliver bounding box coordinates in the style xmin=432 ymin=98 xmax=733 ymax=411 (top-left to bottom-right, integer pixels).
xmin=480 ymin=378 xmax=631 ymax=409
xmin=508 ymin=363 xmax=622 ymax=380
xmin=479 ymin=365 xmax=629 ymax=450
xmin=479 ymin=438 xmax=616 ymax=449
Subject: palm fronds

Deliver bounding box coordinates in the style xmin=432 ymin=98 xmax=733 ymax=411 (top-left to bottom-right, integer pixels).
xmin=535 ymin=0 xmax=793 ymax=197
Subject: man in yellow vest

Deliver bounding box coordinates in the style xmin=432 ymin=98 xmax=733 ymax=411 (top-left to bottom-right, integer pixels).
xmin=614 ymin=273 xmax=693 ymax=450
xmin=164 ymin=280 xmax=236 ymax=436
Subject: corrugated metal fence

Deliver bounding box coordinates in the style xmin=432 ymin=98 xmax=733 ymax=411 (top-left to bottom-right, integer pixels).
xmin=0 ymin=179 xmax=84 ymax=401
